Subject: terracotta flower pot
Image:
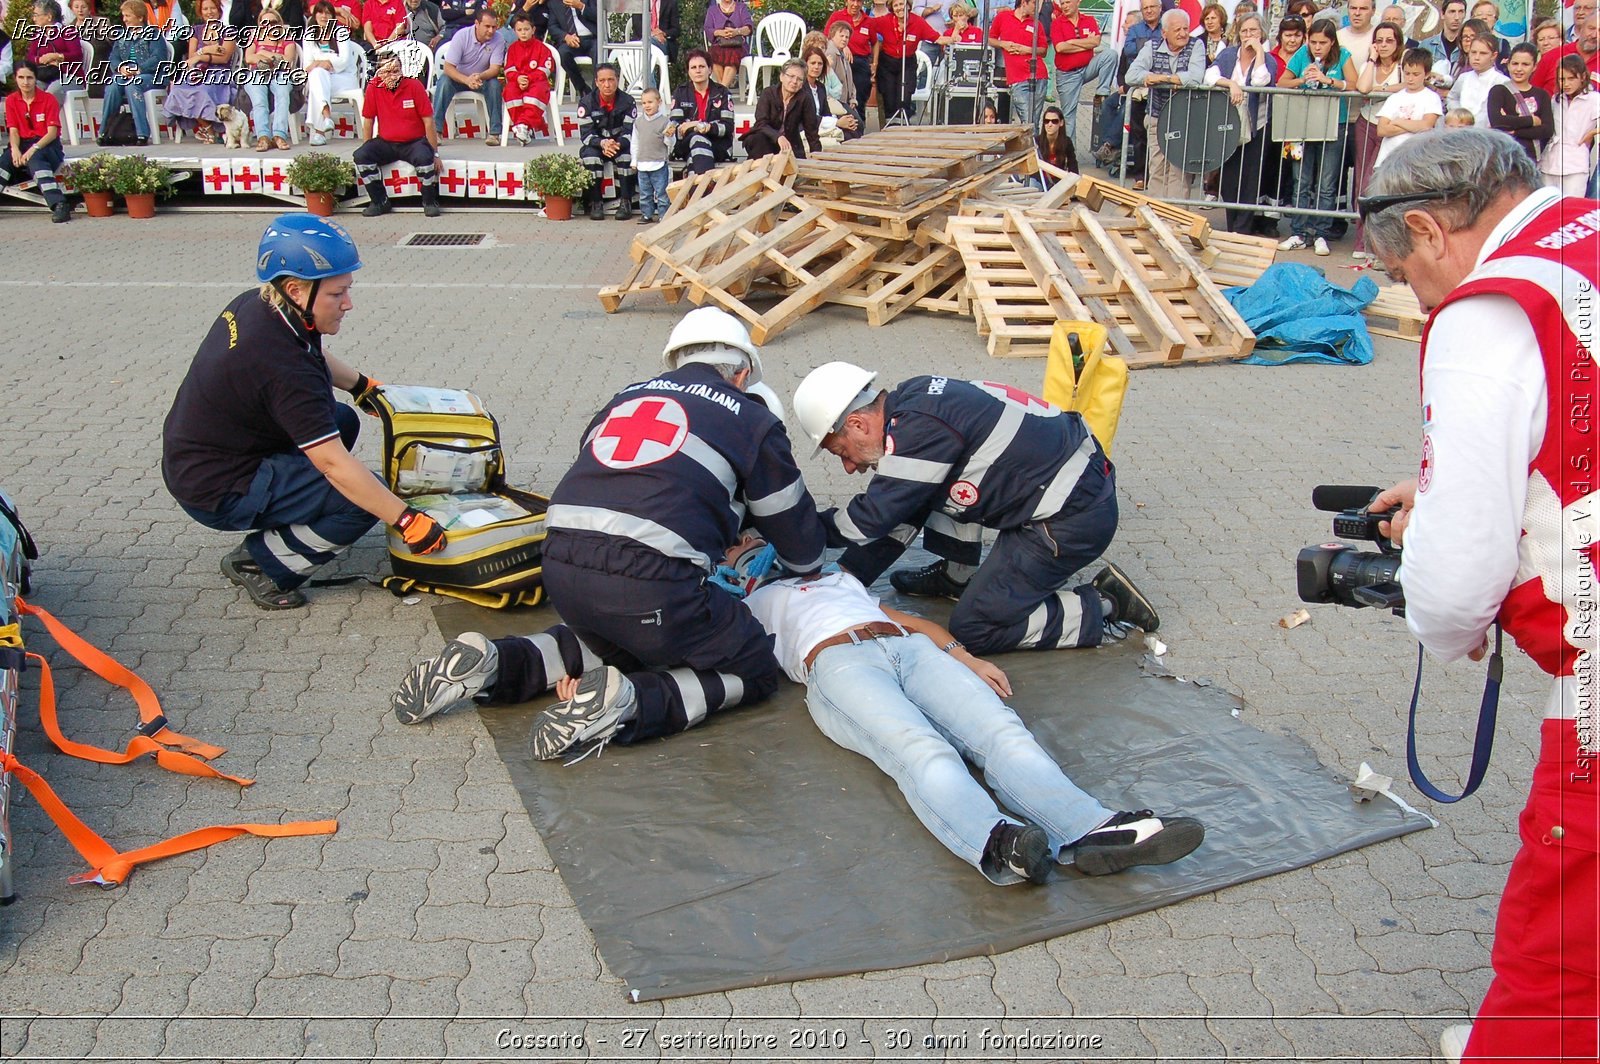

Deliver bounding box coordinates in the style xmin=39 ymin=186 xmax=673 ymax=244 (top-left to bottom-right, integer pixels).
xmin=124 ymin=192 xmax=156 ymax=219
xmin=83 ymin=191 xmax=114 ymax=217
xmin=541 ymin=194 xmax=574 ymax=220
xmin=304 ymin=191 xmax=336 ymax=216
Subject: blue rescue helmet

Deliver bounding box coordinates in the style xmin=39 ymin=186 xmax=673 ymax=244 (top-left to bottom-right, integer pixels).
xmin=256 ymin=213 xmax=363 ymax=283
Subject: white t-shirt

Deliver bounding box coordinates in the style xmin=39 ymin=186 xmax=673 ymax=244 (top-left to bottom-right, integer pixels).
xmin=1374 ymin=86 xmax=1443 ymax=167
xmin=1337 ymin=24 xmax=1375 ymax=70
xmin=1447 ymin=66 xmax=1511 ymax=129
xmin=744 ymin=571 xmax=893 ymax=684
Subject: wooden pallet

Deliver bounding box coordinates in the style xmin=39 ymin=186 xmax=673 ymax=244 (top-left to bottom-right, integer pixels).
xmin=1200 ymin=230 xmax=1279 ymax=290
xmin=945 ymin=214 xmax=1062 ymax=358
xmin=1072 ymin=174 xmax=1213 ymax=248
xmin=1364 ymin=282 xmax=1426 ymax=341
xmin=794 ymin=125 xmax=1036 ymax=209
xmin=823 ymin=240 xmax=965 ymax=327
xmin=598 ymin=154 xmax=796 ymax=312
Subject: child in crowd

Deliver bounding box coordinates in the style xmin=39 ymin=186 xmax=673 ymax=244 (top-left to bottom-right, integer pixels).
xmin=1374 ymin=48 xmax=1444 ymax=170
xmin=633 ymin=86 xmax=672 ymax=224
xmin=1541 ymin=53 xmax=1600 ymax=194
xmin=1444 ymin=106 xmax=1475 ymax=125
xmin=504 ymin=12 xmax=555 ymax=143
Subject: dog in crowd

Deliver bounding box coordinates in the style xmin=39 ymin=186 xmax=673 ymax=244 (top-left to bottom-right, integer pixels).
xmin=216 ymin=104 xmax=251 ymax=149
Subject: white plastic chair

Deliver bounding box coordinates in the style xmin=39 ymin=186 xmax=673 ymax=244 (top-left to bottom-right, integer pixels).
xmin=609 ymin=43 xmax=670 ymax=97
xmin=910 ymin=49 xmax=933 ymax=117
xmin=739 ymin=11 xmax=804 ymax=105
xmin=139 ymin=37 xmax=175 ymax=143
xmin=325 ymin=47 xmax=369 ymax=139
xmin=61 ymin=39 xmax=95 ymax=145
xmin=552 ymin=52 xmax=595 ymax=105
xmin=380 ymin=38 xmax=436 ymax=90
xmin=443 ymin=87 xmax=494 ymax=139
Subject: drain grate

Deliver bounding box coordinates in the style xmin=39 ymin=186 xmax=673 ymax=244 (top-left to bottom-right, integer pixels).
xmin=401 ymin=232 xmax=489 ymax=247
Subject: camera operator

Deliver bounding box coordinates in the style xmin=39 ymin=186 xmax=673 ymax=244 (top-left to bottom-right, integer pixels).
xmin=1362 ymin=127 xmax=1597 ymax=1064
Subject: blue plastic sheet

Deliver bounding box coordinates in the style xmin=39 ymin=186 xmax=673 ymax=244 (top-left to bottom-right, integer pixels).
xmin=1224 ymin=262 xmax=1381 ymax=366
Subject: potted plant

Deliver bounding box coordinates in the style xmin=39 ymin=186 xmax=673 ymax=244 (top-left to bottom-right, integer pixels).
xmin=524 ymin=153 xmax=595 ymax=221
xmin=108 ymin=154 xmax=172 ymax=219
xmin=63 ymin=152 xmax=119 ymax=217
xmin=285 ymin=151 xmax=357 ymax=216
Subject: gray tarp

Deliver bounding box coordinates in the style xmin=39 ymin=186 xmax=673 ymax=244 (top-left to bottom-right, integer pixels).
xmin=435 ymin=593 xmax=1431 ymax=1003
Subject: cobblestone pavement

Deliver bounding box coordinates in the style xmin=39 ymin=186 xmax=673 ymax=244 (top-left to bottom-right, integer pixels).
xmin=0 ymin=210 xmax=1542 ymax=1063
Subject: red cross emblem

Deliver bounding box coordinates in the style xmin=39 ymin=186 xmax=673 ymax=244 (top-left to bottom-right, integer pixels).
xmin=204 ymin=166 xmax=230 ymax=192
xmin=384 ymin=168 xmax=411 ymax=195
xmin=467 ymin=168 xmax=495 ymax=195
xmin=234 ymin=166 xmax=260 ymax=192
xmin=735 ymin=118 xmax=752 ymax=134
xmin=263 ymin=166 xmax=288 ymax=192
xmin=561 ymin=114 xmax=579 ymax=136
xmin=592 ymin=397 xmax=689 ymax=468
xmin=456 ymin=116 xmax=481 ymax=139
xmin=497 ymin=169 xmax=524 ymax=197
xmin=334 ymin=115 xmax=356 ymax=137
xmin=439 ymin=167 xmax=465 ymax=194
xmin=949 ymin=480 xmax=980 ymax=507
xmin=975 ymin=380 xmax=1056 ymax=414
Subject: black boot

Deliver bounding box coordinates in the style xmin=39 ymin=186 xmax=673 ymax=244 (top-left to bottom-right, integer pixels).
xmin=889 ymin=559 xmax=969 ymax=600
xmin=613 ymin=174 xmax=633 ymax=221
xmin=361 ymin=178 xmax=390 ymax=216
xmin=420 ymin=184 xmax=442 ymax=218
xmin=51 ymin=201 xmax=71 ymax=223
xmin=586 ymin=180 xmax=605 ymax=220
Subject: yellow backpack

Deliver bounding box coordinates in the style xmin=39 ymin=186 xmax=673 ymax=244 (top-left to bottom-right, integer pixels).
xmin=370 ymin=386 xmax=549 ymax=609
xmin=1041 ymin=321 xmax=1129 ymax=457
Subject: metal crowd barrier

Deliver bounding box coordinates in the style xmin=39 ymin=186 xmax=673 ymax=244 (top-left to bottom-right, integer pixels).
xmin=1113 ymin=83 xmax=1379 ymax=224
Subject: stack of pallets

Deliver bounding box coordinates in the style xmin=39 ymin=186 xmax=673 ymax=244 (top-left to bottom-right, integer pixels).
xmin=598 ymin=127 xmax=1283 ymax=366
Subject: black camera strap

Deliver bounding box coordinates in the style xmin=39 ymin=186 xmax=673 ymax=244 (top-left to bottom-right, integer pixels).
xmin=1405 ymin=624 xmax=1504 ymax=803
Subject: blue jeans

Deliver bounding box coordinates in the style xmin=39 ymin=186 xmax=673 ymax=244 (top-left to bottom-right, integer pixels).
xmin=245 ymin=78 xmax=292 ymax=139
xmin=1291 ymin=138 xmax=1341 ymax=240
xmin=806 ymin=633 xmax=1112 ymax=884
xmin=636 ymin=165 xmax=669 ymax=218
xmin=1086 ymin=46 xmax=1117 ymax=96
xmin=1011 ymin=77 xmax=1046 ymax=130
xmin=433 ymin=74 xmax=504 ymax=136
xmin=103 ymin=75 xmax=155 ymax=139
xmin=1053 ymin=66 xmax=1087 ymax=140
xmin=179 ymin=406 xmax=377 ymax=590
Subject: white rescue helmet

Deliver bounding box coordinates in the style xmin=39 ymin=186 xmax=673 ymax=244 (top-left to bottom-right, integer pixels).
xmin=744 ymin=381 xmax=786 ymax=423
xmin=793 ymin=361 xmax=880 ymax=452
xmin=661 ymin=307 xmax=764 ymax=384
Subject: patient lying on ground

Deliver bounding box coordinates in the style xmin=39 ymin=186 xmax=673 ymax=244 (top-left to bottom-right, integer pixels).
xmin=662 ymin=533 xmax=1208 ymax=886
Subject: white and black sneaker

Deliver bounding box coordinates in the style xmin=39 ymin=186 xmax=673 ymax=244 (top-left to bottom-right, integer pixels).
xmin=1071 ymin=810 xmax=1204 ymax=876
xmin=983 ymin=820 xmax=1052 ymax=885
xmin=392 ymin=632 xmax=499 ymax=725
xmin=529 ymin=665 xmax=635 ymax=762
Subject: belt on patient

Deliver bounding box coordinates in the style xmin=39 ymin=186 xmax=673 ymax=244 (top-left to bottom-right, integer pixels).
xmin=803 ymin=620 xmax=908 ymax=671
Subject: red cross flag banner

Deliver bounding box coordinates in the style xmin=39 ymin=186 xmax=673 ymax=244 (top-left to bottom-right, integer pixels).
xmin=973 ymin=381 xmax=1060 ymax=416
xmin=231 ymin=158 xmax=262 ymax=194
xmin=203 ymin=163 xmax=234 ymax=195
xmin=591 ymin=397 xmax=690 ymax=469
xmin=466 ymin=163 xmax=496 ymax=199
xmin=438 ymin=160 xmax=468 ymax=197
xmin=495 ymin=162 xmax=527 ymax=200
xmin=260 ymin=159 xmax=290 ymax=194
xmin=381 ymin=162 xmax=419 ymax=197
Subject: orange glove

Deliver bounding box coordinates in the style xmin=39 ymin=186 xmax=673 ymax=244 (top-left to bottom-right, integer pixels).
xmin=395 ymin=507 xmax=447 ymax=555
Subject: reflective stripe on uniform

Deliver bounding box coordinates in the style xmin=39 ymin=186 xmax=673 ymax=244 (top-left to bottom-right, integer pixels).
xmin=546 ymin=503 xmax=712 ymax=570
xmin=955 ymin=404 xmax=1024 ymax=494
xmin=747 ymin=475 xmax=808 ymax=517
xmin=667 ymin=667 xmax=709 ymax=726
xmin=1031 ymin=435 xmax=1098 ymax=520
xmin=878 ymin=454 xmax=954 ymax=485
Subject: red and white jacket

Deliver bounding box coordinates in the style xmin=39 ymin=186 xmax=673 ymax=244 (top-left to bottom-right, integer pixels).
xmin=1418 ymin=192 xmax=1600 ymax=718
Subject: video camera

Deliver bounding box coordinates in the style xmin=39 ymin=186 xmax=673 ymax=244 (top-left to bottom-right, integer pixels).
xmin=1296 ymin=485 xmax=1405 ymax=615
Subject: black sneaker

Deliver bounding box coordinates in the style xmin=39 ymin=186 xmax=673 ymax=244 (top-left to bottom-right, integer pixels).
xmin=361 ymin=198 xmax=392 ymax=217
xmin=529 ymin=665 xmax=635 ymax=761
xmin=392 ymin=632 xmax=499 ymax=725
xmin=983 ymin=820 xmax=1051 ymax=884
xmin=1092 ymin=562 xmax=1160 ymax=632
xmin=889 ymin=560 xmax=969 ymax=601
xmin=51 ymin=202 xmax=71 ymax=223
xmin=1071 ymin=810 xmax=1203 ymax=876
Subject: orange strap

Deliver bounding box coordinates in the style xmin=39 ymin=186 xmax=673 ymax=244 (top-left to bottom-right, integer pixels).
xmin=0 ymin=751 xmax=335 ymax=887
xmin=27 ymin=651 xmax=252 ymax=785
xmin=17 ymin=598 xmax=228 ymax=763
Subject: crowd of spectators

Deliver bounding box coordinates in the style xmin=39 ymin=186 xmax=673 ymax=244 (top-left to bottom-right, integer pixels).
xmin=2 ymin=0 xmax=1597 ymax=230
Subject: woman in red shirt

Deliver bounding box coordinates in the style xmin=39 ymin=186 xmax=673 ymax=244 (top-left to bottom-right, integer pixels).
xmin=0 ymin=62 xmax=70 ymax=222
xmin=869 ymin=0 xmax=943 ymax=121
